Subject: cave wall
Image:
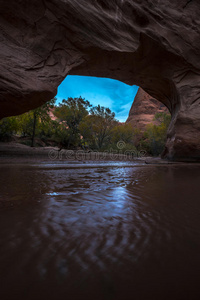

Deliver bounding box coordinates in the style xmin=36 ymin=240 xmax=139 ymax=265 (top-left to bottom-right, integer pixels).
xmin=1 ymin=0 xmax=200 ymax=160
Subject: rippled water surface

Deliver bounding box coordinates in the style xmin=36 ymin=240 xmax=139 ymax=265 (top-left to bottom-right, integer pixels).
xmin=1 ymin=163 xmax=200 ymax=300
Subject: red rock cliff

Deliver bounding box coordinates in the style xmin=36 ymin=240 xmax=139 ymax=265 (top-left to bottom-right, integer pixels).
xmin=126 ymin=88 xmax=168 ymax=131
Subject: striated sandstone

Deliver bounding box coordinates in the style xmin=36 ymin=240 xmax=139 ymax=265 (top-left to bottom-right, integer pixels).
xmin=0 ymin=0 xmax=200 ymax=160
xmin=126 ymin=88 xmax=168 ymax=131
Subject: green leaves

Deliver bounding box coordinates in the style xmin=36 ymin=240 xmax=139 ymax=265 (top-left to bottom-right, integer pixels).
xmin=143 ymin=112 xmax=171 ymax=156
xmin=79 ymin=105 xmax=117 ymax=150
xmin=0 ymin=116 xmax=19 ymax=141
xmin=0 ymin=98 xmax=170 ymax=156
xmin=54 ymin=97 xmax=91 ymax=147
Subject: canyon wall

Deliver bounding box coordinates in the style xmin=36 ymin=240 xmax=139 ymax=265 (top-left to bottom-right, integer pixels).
xmin=126 ymin=88 xmax=168 ymax=131
xmin=1 ymin=0 xmax=200 ymax=160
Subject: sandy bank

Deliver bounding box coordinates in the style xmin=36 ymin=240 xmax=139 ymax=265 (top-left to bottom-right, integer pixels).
xmin=0 ymin=142 xmax=183 ymax=165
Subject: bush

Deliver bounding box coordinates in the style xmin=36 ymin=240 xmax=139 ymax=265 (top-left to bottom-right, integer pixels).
xmin=0 ymin=117 xmax=18 ymax=141
xmin=142 ymin=112 xmax=171 ymax=156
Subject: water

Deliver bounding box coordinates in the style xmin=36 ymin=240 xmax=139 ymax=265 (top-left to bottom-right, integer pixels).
xmin=1 ymin=162 xmax=200 ymax=300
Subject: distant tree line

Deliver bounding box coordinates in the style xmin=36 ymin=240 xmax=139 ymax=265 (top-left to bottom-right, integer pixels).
xmin=0 ymin=97 xmax=171 ymax=156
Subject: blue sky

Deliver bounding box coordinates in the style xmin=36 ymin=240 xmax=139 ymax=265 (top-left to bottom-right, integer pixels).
xmin=56 ymin=76 xmax=139 ymax=122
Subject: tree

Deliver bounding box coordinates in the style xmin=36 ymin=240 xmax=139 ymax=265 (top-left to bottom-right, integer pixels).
xmin=143 ymin=112 xmax=171 ymax=156
xmin=79 ymin=105 xmax=117 ymax=150
xmin=13 ymin=98 xmax=56 ymax=146
xmin=17 ymin=112 xmax=34 ymax=137
xmin=0 ymin=116 xmax=19 ymax=141
xmin=30 ymin=98 xmax=56 ymax=147
xmin=54 ymin=97 xmax=91 ymax=148
xmin=111 ymin=123 xmax=134 ymax=145
xmin=154 ymin=112 xmax=171 ymax=126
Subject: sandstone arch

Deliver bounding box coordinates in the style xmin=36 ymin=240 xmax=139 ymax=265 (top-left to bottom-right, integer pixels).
xmin=1 ymin=0 xmax=200 ymax=160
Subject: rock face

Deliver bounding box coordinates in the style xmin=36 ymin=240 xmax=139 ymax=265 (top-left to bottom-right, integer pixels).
xmin=126 ymin=88 xmax=168 ymax=131
xmin=1 ymin=0 xmax=200 ymax=160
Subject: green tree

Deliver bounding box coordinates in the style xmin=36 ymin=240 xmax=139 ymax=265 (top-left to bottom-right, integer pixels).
xmin=9 ymin=98 xmax=56 ymax=146
xmin=54 ymin=97 xmax=91 ymax=148
xmin=111 ymin=123 xmax=134 ymax=145
xmin=143 ymin=112 xmax=171 ymax=156
xmin=79 ymin=105 xmax=117 ymax=150
xmin=17 ymin=112 xmax=34 ymax=137
xmin=107 ymin=123 xmax=137 ymax=153
xmin=0 ymin=116 xmax=19 ymax=141
xmin=20 ymin=98 xmax=56 ymax=147
xmin=31 ymin=98 xmax=56 ymax=146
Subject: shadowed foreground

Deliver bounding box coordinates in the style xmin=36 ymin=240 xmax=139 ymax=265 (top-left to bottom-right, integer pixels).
xmin=1 ymin=163 xmax=200 ymax=300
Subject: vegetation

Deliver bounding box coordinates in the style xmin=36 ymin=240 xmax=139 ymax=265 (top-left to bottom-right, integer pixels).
xmin=0 ymin=116 xmax=19 ymax=141
xmin=54 ymin=97 xmax=91 ymax=148
xmin=0 ymin=98 xmax=56 ymax=146
xmin=79 ymin=105 xmax=117 ymax=150
xmin=141 ymin=112 xmax=171 ymax=156
xmin=0 ymin=96 xmax=171 ymax=157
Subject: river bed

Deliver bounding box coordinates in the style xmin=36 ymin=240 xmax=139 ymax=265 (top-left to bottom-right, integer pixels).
xmin=0 ymin=162 xmax=200 ymax=300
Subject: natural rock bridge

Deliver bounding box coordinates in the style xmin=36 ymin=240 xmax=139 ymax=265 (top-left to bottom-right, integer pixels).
xmin=1 ymin=0 xmax=200 ymax=161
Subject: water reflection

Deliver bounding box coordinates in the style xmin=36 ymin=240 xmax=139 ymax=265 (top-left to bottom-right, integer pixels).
xmin=0 ymin=164 xmax=200 ymax=300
